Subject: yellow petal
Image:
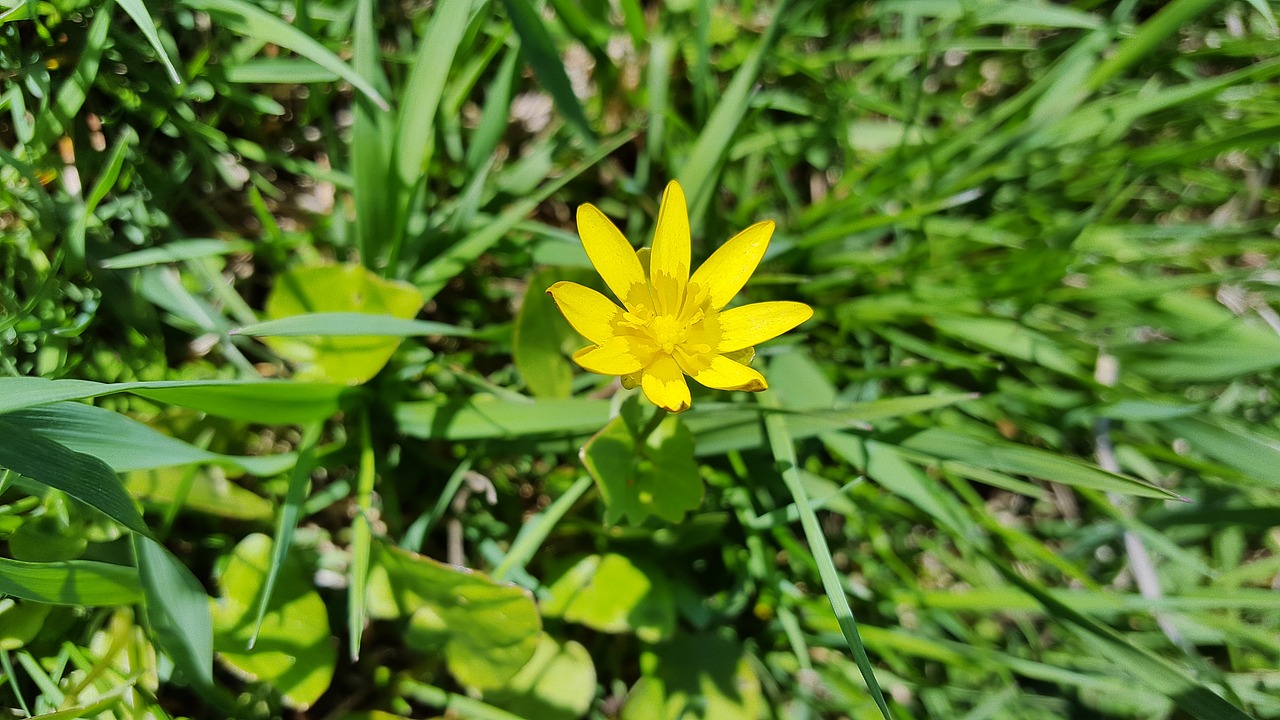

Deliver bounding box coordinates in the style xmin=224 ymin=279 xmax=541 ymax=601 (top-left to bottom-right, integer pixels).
xmin=649 ymin=181 xmax=690 ymax=315
xmin=675 ymin=350 xmax=767 ymax=392
xmin=640 ymin=354 xmax=691 ymax=412
xmin=546 ymin=281 xmax=622 ymax=345
xmin=572 ymin=336 xmax=655 ymax=376
xmin=717 ymin=301 xmax=813 ymax=352
xmin=577 ymin=204 xmax=649 ymax=307
xmin=688 ymin=220 xmax=775 ymax=310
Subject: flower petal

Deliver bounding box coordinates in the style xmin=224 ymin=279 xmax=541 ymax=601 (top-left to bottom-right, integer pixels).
xmin=572 ymin=336 xmax=655 ymax=376
xmin=675 ymin=350 xmax=767 ymax=392
xmin=577 ymin=204 xmax=648 ymax=306
xmin=546 ymin=281 xmax=623 ymax=345
xmin=717 ymin=301 xmax=814 ymax=352
xmin=640 ymin=354 xmax=691 ymax=413
xmin=649 ymin=181 xmax=690 ymax=315
xmin=688 ymin=220 xmax=774 ymax=310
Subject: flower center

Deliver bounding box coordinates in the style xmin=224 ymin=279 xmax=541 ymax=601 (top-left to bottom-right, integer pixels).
xmin=646 ymin=314 xmax=688 ymax=354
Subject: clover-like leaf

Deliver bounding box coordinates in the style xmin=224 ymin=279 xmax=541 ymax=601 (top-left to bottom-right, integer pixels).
xmin=582 ymin=401 xmax=702 ymax=525
xmin=366 ymin=542 xmax=540 ymax=690
xmin=542 ymin=553 xmax=675 ymax=643
xmin=211 ymin=534 xmax=336 ymax=710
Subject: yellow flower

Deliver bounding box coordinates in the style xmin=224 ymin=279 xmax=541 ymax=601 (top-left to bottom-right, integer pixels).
xmin=547 ymin=181 xmax=814 ymax=413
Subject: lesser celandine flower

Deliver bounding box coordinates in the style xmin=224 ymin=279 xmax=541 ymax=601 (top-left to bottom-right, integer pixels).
xmin=547 ymin=181 xmax=813 ymax=413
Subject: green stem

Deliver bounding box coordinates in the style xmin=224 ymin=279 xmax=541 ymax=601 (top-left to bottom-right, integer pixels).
xmin=635 ymin=406 xmax=668 ymax=445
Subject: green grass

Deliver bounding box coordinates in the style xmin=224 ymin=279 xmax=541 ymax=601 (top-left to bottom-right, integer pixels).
xmin=2 ymin=0 xmax=1280 ymax=719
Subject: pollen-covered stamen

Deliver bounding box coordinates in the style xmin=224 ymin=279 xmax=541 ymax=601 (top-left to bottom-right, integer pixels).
xmin=646 ymin=314 xmax=690 ymax=354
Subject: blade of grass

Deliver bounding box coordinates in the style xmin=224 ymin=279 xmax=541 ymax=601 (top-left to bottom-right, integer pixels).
xmin=492 ymin=475 xmax=592 ymax=582
xmin=500 ymin=0 xmax=596 ymax=144
xmin=676 ymin=0 xmax=789 ymax=223
xmin=351 ymin=0 xmax=393 ymax=265
xmin=249 ymin=421 xmax=323 ymax=648
xmin=133 ymin=536 xmax=214 ymax=689
xmin=1085 ymin=0 xmax=1221 ymax=92
xmin=761 ymin=390 xmax=892 ymax=720
xmin=116 ymin=0 xmax=182 ymax=84
xmin=348 ymin=411 xmax=376 ymax=661
xmin=394 ymin=0 xmax=473 ymax=186
xmin=180 ymin=0 xmax=389 ymax=110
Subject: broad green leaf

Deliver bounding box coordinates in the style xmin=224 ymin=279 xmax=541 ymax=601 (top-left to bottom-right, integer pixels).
xmin=367 ymin=542 xmax=540 ymax=690
xmin=396 ymin=397 xmax=612 ymax=440
xmin=212 ymin=534 xmax=335 ymax=710
xmin=900 ymin=428 xmax=1185 ymax=500
xmin=262 ymin=264 xmax=424 ymax=384
xmin=484 ymin=634 xmax=596 ymax=720
xmin=581 ymin=407 xmax=703 ymax=525
xmin=0 ymin=557 xmax=143 ymax=606
xmin=135 ymin=536 xmax=214 ymax=688
xmin=0 ymin=417 xmax=149 ymax=536
xmin=513 ymin=268 xmax=580 ymax=398
xmin=13 ymin=402 xmax=295 ymax=476
xmin=0 ymin=600 xmax=51 ymax=649
xmin=0 ymin=377 xmax=345 ymax=423
xmin=125 ymin=466 xmax=274 ymax=521
xmin=180 ymin=0 xmax=389 ymax=110
xmin=621 ymin=634 xmax=762 ymax=720
xmin=542 ymin=554 xmax=675 ymax=643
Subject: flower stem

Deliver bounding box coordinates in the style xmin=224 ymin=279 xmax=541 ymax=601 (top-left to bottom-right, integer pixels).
xmin=635 ymin=407 xmax=668 ymax=446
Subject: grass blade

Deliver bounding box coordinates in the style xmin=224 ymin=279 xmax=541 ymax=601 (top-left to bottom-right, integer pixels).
xmin=500 ymin=0 xmax=596 ymax=144
xmin=761 ymin=391 xmax=892 ymax=720
xmin=394 ymin=0 xmax=474 ymax=186
xmin=181 ymin=0 xmax=389 ymax=110
xmin=676 ymin=0 xmax=789 ymax=221
xmin=115 ymin=0 xmax=183 ymax=84
xmin=249 ymin=421 xmax=324 ymax=648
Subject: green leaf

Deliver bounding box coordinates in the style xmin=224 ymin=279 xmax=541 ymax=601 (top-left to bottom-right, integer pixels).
xmin=115 ymin=0 xmax=182 ymax=84
xmin=261 ymin=264 xmax=425 ymax=384
xmin=0 ymin=557 xmax=143 ymax=606
xmin=124 ymin=466 xmax=274 ymax=521
xmin=1162 ymin=417 xmax=1280 ymax=488
xmin=135 ymin=535 xmax=214 ymax=689
xmin=394 ymin=0 xmax=474 ymax=185
xmin=100 ymin=239 xmax=254 ymax=269
xmin=761 ymin=391 xmax=892 ymax=720
xmin=621 ymin=634 xmax=762 ymax=720
xmin=396 ymin=397 xmax=612 ymax=440
xmin=212 ymin=534 xmax=336 ymax=710
xmin=676 ymin=0 xmax=788 ymax=218
xmin=0 ymin=377 xmax=344 ymax=424
xmin=932 ymin=316 xmax=1083 ymax=377
xmin=901 ymin=428 xmax=1185 ymax=500
xmin=0 ymin=600 xmax=51 ymax=650
xmin=513 ymin=268 xmax=579 ymax=398
xmin=367 ymin=542 xmax=540 ymax=690
xmin=234 ymin=313 xmax=469 ymax=339
xmin=543 ymin=554 xmax=675 ymax=643
xmin=581 ymin=407 xmax=703 ymax=525
xmin=483 ymin=634 xmax=596 ymax=720
xmin=0 ymin=416 xmax=149 ymax=536
xmin=500 ymin=0 xmax=595 ymax=144
xmin=13 ymin=402 xmax=295 ymax=476
xmin=179 ymin=0 xmax=389 ymax=110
